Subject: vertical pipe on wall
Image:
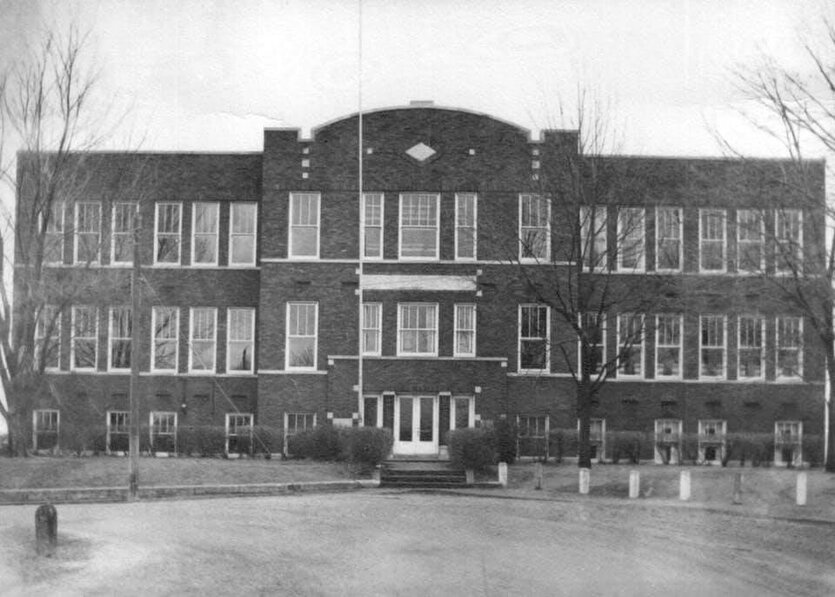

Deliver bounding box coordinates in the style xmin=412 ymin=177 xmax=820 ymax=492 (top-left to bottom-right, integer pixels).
xmin=356 ymin=0 xmax=364 ymax=426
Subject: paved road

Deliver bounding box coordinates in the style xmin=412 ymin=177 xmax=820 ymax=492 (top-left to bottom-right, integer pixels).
xmin=2 ymin=491 xmax=834 ymax=596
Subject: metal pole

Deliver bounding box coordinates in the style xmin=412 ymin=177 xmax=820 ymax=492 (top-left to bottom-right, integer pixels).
xmin=356 ymin=0 xmax=364 ymax=424
xmin=128 ymin=209 xmax=142 ymax=499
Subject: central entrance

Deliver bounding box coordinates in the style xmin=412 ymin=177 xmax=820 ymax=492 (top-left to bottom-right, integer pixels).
xmin=394 ymin=395 xmax=438 ymax=455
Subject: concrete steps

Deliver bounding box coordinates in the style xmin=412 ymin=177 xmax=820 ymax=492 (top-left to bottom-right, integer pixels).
xmin=380 ymin=459 xmax=467 ymax=488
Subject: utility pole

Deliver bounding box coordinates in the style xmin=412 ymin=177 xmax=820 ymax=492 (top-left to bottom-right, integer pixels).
xmin=128 ymin=209 xmax=142 ymax=499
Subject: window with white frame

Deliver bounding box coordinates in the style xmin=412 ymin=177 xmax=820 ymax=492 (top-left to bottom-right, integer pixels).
xmin=74 ymin=202 xmax=101 ymax=264
xmin=33 ymin=409 xmax=59 ymax=451
xmin=286 ymin=302 xmax=318 ymax=369
xmin=192 ymin=202 xmax=219 ymax=265
xmin=229 ymin=202 xmax=257 ymax=265
xmin=362 ymin=193 xmax=383 ymax=259
xmin=617 ymin=314 xmax=643 ymax=378
xmin=71 ymin=306 xmax=97 ymax=370
xmin=107 ymin=410 xmax=130 ymax=452
xmin=700 ymin=209 xmax=726 ymax=272
xmin=188 ymin=307 xmax=217 ymax=372
xmin=362 ymin=303 xmax=381 ymax=356
xmin=451 ymin=396 xmax=473 ymax=430
xmin=580 ymin=206 xmax=607 ymax=270
xmin=286 ymin=412 xmax=316 ymax=439
xmin=736 ymin=209 xmax=763 ymax=274
xmin=699 ymin=315 xmax=726 ymax=379
xmin=108 ymin=307 xmax=132 ymax=370
xmin=150 ymin=411 xmax=177 ymax=453
xmin=698 ymin=419 xmax=726 ymax=464
xmin=580 ymin=312 xmax=606 ymax=375
xmin=152 ymin=306 xmax=178 ymax=371
xmin=774 ymin=421 xmax=802 ymax=466
xmin=455 ymin=193 xmax=477 ymax=260
xmin=655 ymin=207 xmax=682 ymax=271
xmin=398 ymin=303 xmax=437 ymax=356
xmin=617 ymin=207 xmax=645 ymax=271
xmin=111 ymin=202 xmax=137 ymax=264
xmin=775 ymin=209 xmax=802 ymax=274
xmin=43 ymin=201 xmax=64 ymax=264
xmin=227 ymin=308 xmax=255 ymax=373
xmin=400 ymin=193 xmax=439 ymax=259
xmin=35 ymin=305 xmax=60 ymax=370
xmin=226 ymin=413 xmax=253 ymax=454
xmin=519 ymin=194 xmax=550 ymax=261
xmin=518 ymin=414 xmax=549 ymax=458
xmin=289 ymin=193 xmax=320 ymax=258
xmin=737 ymin=315 xmax=764 ymax=379
xmin=776 ymin=316 xmax=803 ymax=379
xmin=655 ymin=418 xmax=683 ymax=464
xmin=155 ymin=203 xmax=182 ymax=264
xmin=454 ymin=304 xmax=476 ymax=357
xmin=655 ymin=314 xmax=682 ymax=378
xmin=519 ymin=304 xmax=549 ymax=371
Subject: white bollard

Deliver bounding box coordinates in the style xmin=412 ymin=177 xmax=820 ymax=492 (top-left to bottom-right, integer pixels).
xmin=796 ymin=472 xmax=807 ymax=506
xmin=679 ymin=470 xmax=691 ymax=501
xmin=498 ymin=462 xmax=508 ymax=487
xmin=534 ymin=461 xmax=542 ymax=490
xmin=628 ymin=470 xmax=640 ymax=499
xmin=579 ymin=468 xmax=590 ymax=495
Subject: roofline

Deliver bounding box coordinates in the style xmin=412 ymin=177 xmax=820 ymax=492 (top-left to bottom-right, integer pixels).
xmin=16 ymin=149 xmax=263 ymax=157
xmin=595 ymin=153 xmax=826 ymax=165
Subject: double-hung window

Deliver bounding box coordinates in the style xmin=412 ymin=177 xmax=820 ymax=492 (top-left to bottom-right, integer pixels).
xmin=108 ymin=307 xmax=132 ymax=371
xmin=226 ymin=413 xmax=253 ymax=455
xmin=111 ymin=202 xmax=137 ymax=265
xmin=35 ymin=305 xmax=61 ymax=370
xmin=580 ymin=206 xmax=607 ymax=270
xmin=737 ymin=315 xmax=764 ymax=380
xmin=192 ymin=202 xmax=219 ymax=265
xmin=362 ymin=303 xmax=382 ymax=356
xmin=362 ymin=193 xmax=384 ymax=259
xmin=580 ymin=312 xmax=606 ymax=375
xmin=286 ymin=412 xmax=316 ymax=436
xmin=286 ymin=302 xmax=318 ymax=369
xmin=289 ymin=193 xmax=320 ymax=258
xmin=188 ymin=307 xmax=217 ymax=372
xmin=33 ymin=409 xmax=59 ymax=451
xmin=150 ymin=411 xmax=177 ymax=453
xmin=155 ymin=203 xmax=182 ymax=264
xmin=152 ymin=307 xmax=179 ymax=372
xmin=399 ymin=193 xmax=439 ymax=259
xmin=398 ymin=303 xmax=437 ymax=356
xmin=43 ymin=201 xmax=64 ymax=264
xmin=71 ymin=306 xmax=98 ymax=370
xmin=655 ymin=207 xmax=682 ymax=271
xmin=736 ymin=209 xmax=763 ymax=274
xmin=617 ymin=207 xmax=645 ymax=271
xmin=699 ymin=315 xmax=726 ymax=379
xmin=775 ymin=209 xmax=802 ymax=274
xmin=455 ymin=193 xmax=477 ymax=260
xmin=106 ymin=411 xmax=130 ymax=453
xmin=776 ymin=316 xmax=802 ymax=380
xmin=519 ymin=194 xmax=549 ymax=261
xmin=74 ymin=202 xmax=101 ymax=264
xmin=454 ymin=304 xmax=476 ymax=357
xmin=519 ymin=305 xmax=549 ymax=371
xmin=617 ymin=314 xmax=643 ymax=378
xmin=229 ymin=202 xmax=257 ymax=266
xmin=655 ymin=314 xmax=682 ymax=379
xmin=227 ymin=308 xmax=255 ymax=373
xmin=699 ymin=209 xmax=726 ymax=272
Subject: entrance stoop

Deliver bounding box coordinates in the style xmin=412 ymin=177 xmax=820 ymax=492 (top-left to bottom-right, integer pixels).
xmin=380 ymin=459 xmax=468 ymax=488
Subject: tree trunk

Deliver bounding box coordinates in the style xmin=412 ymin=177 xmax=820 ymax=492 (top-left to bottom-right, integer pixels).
xmin=825 ymin=346 xmax=835 ymax=473
xmin=577 ymin=378 xmax=593 ymax=469
xmin=6 ymin=407 xmax=29 ymax=457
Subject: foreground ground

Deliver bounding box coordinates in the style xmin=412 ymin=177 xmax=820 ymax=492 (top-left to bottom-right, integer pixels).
xmin=2 ymin=491 xmax=834 ymax=596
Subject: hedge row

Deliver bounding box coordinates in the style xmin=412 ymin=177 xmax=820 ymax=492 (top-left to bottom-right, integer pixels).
xmin=286 ymin=426 xmax=393 ymax=469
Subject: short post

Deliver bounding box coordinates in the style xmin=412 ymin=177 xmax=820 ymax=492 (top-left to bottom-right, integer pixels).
xmin=465 ymin=469 xmax=475 ymax=485
xmin=732 ymin=473 xmax=742 ymax=505
xmin=679 ymin=470 xmax=691 ymax=501
xmin=533 ymin=461 xmax=542 ymax=490
xmin=498 ymin=462 xmax=508 ymax=488
xmin=35 ymin=504 xmax=57 ymax=556
xmin=579 ymin=468 xmax=590 ymax=495
xmin=628 ymin=470 xmax=640 ymax=499
xmin=796 ymin=472 xmax=807 ymax=506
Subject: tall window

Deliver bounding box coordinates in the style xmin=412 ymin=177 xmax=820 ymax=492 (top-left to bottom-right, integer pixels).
xmin=580 ymin=206 xmax=607 ymax=270
xmin=454 ymin=304 xmax=476 ymax=357
xmin=43 ymin=201 xmax=64 ymax=264
xmin=398 ymin=303 xmax=437 ymax=356
xmin=109 ymin=307 xmax=132 ymax=371
xmin=227 ymin=308 xmax=255 ymax=373
xmin=362 ymin=193 xmax=383 ymax=259
xmin=699 ymin=315 xmax=726 ymax=379
xmin=775 ymin=209 xmax=802 ymax=274
xmin=656 ymin=207 xmax=682 ymax=271
xmin=286 ymin=302 xmax=318 ymax=369
xmin=519 ymin=194 xmax=549 ymax=261
xmin=192 ymin=202 xmax=219 ymax=265
xmin=188 ymin=307 xmax=217 ymax=372
xmin=699 ymin=209 xmax=726 ymax=272
xmin=400 ymin=193 xmax=439 ymax=259
xmin=74 ymin=202 xmax=101 ymax=264
xmin=226 ymin=413 xmax=253 ymax=455
xmin=455 ymin=193 xmax=477 ymax=260
xmin=737 ymin=315 xmax=764 ymax=379
xmin=617 ymin=314 xmax=643 ymax=378
xmin=152 ymin=306 xmax=179 ymax=372
xmin=150 ymin=412 xmax=177 ymax=453
xmin=776 ymin=316 xmax=803 ymax=379
xmin=33 ymin=409 xmax=59 ymax=451
xmin=617 ymin=207 xmax=645 ymax=271
xmin=519 ymin=304 xmax=549 ymax=371
xmin=107 ymin=411 xmax=130 ymax=453
xmin=155 ymin=203 xmax=182 ymax=264
xmin=35 ymin=305 xmax=61 ymax=370
xmin=111 ymin=202 xmax=137 ymax=264
xmin=362 ymin=303 xmax=381 ymax=356
xmin=289 ymin=193 xmax=320 ymax=258
xmin=580 ymin=312 xmax=606 ymax=375
xmin=655 ymin=314 xmax=682 ymax=378
xmin=71 ymin=306 xmax=98 ymax=370
xmin=736 ymin=209 xmax=763 ymax=274
xmin=229 ymin=202 xmax=257 ymax=266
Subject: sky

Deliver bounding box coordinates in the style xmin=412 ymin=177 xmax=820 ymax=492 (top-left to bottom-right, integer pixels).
xmin=1 ymin=0 xmax=833 ymax=157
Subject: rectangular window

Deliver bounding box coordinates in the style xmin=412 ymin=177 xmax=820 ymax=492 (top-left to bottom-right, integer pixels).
xmin=736 ymin=209 xmax=763 ymax=274
xmin=617 ymin=207 xmax=645 ymax=271
xmin=152 ymin=306 xmax=179 ymax=372
xmin=74 ymin=202 xmax=101 ymax=264
xmin=656 ymin=207 xmax=682 ymax=271
xmin=33 ymin=409 xmax=59 ymax=451
xmin=362 ymin=193 xmax=383 ymax=259
xmin=698 ymin=419 xmax=726 ymax=464
xmin=155 ymin=203 xmax=182 ymax=264
xmin=111 ymin=202 xmax=137 ymax=264
xmin=700 ymin=209 xmax=726 ymax=272
xmin=362 ymin=303 xmax=382 ymax=356
xmin=227 ymin=308 xmax=255 ymax=373
xmin=43 ymin=201 xmax=64 ymax=264
xmin=35 ymin=305 xmax=61 ymax=370
xmin=286 ymin=412 xmax=316 ymax=435
xmin=655 ymin=314 xmax=682 ymax=379
xmin=108 ymin=307 xmax=132 ymax=371
xmin=580 ymin=312 xmax=606 ymax=375
xmin=289 ymin=192 xmax=320 ymax=258
xmin=150 ymin=411 xmax=177 ymax=453
xmin=617 ymin=314 xmax=643 ymax=378
xmin=518 ymin=414 xmax=549 ymax=458
xmin=400 ymin=193 xmax=439 ymax=259
xmin=286 ymin=302 xmax=318 ymax=369
xmin=398 ymin=303 xmax=438 ymax=356
xmin=192 ymin=202 xmax=219 ymax=265
xmin=71 ymin=306 xmax=98 ymax=370
xmin=519 ymin=304 xmax=549 ymax=371
xmin=737 ymin=315 xmax=764 ymax=379
xmin=455 ymin=193 xmax=477 ymax=260
xmin=580 ymin=206 xmax=607 ymax=270
xmin=519 ymin=194 xmax=550 ymax=261
xmin=188 ymin=307 xmax=217 ymax=372
xmin=454 ymin=304 xmax=476 ymax=357
xmin=776 ymin=316 xmax=803 ymax=379
xmin=775 ymin=209 xmax=802 ymax=274
xmin=699 ymin=315 xmax=726 ymax=379
xmin=655 ymin=418 xmax=683 ymax=464
xmin=107 ymin=410 xmax=130 ymax=453
xmin=230 ymin=202 xmax=257 ymax=266
xmin=226 ymin=413 xmax=253 ymax=455
xmin=775 ymin=421 xmax=802 ymax=466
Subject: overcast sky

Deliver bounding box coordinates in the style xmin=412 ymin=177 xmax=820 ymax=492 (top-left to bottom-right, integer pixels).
xmin=1 ymin=0 xmax=832 ymax=156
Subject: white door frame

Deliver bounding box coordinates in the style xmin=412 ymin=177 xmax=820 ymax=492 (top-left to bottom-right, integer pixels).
xmin=393 ymin=395 xmax=439 ymax=455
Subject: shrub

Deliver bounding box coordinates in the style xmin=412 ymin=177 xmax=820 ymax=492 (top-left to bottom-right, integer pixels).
xmin=548 ymin=428 xmax=578 ymax=463
xmin=287 ymin=425 xmax=343 ymax=460
xmin=448 ymin=427 xmax=497 ymax=472
xmin=60 ymin=423 xmax=105 ymax=455
xmin=494 ymin=418 xmax=518 ymax=464
xmin=680 ymin=433 xmax=700 ymax=465
xmin=727 ymin=432 xmax=774 ymax=467
xmin=342 ymin=427 xmax=393 ymax=468
xmin=178 ymin=426 xmax=226 ymax=457
xmin=252 ymin=425 xmax=284 ymax=456
xmin=610 ymin=431 xmax=646 ymax=465
xmin=803 ymin=434 xmax=824 ymax=468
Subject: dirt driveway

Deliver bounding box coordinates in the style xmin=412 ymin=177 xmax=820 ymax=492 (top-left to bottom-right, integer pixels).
xmin=2 ymin=491 xmax=833 ymax=596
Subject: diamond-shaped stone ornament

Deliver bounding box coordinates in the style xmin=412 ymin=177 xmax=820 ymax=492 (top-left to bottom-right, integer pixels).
xmin=405 ymin=142 xmax=437 ymax=162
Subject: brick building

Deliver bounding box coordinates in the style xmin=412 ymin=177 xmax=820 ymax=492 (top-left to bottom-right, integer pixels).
xmin=17 ymin=104 xmax=827 ymax=464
